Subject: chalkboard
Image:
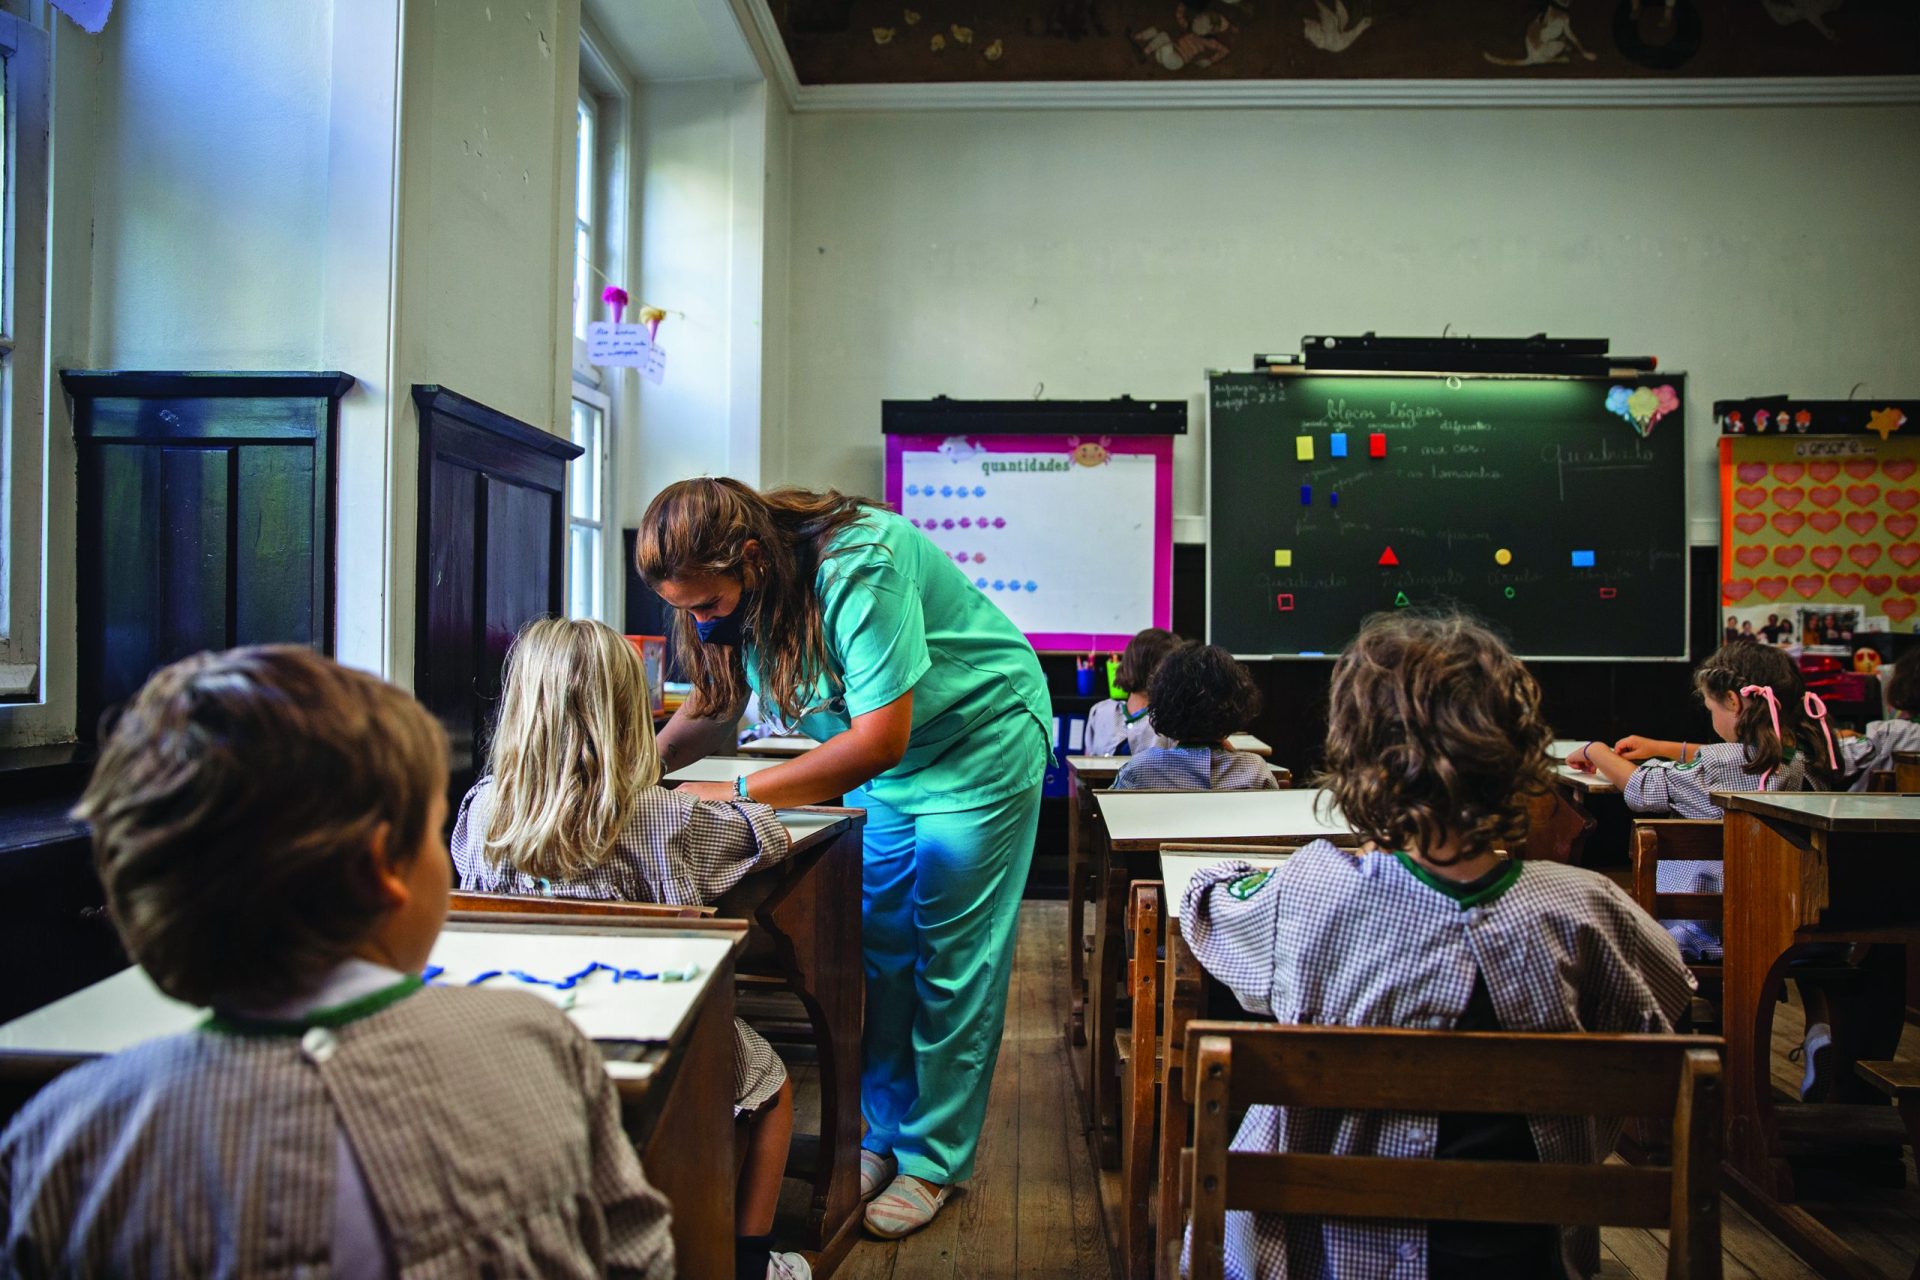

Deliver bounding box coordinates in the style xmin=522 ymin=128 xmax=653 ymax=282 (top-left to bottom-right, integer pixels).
xmin=1208 ymin=372 xmax=1689 ymax=660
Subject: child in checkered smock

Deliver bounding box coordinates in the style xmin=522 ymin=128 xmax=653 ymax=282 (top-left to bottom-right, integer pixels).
xmin=1112 ymin=642 xmax=1277 ymax=792
xmin=2 ymin=648 xmax=674 ymax=1278
xmin=1840 ymin=649 xmax=1920 ymax=789
xmin=451 ymin=617 xmax=807 ymax=1280
xmin=1180 ymin=613 xmax=1694 ymax=1280
xmin=1571 ymin=641 xmax=1861 ymax=1102
xmin=1084 ymin=627 xmax=1181 ymax=756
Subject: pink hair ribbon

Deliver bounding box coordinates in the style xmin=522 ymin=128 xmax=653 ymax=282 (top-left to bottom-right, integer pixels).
xmin=1802 ymin=690 xmax=1839 ymax=771
xmin=1738 ymin=684 xmax=1783 ymax=788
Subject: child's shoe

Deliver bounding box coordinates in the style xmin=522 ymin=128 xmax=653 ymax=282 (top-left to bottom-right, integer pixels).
xmin=1791 ymin=1021 xmax=1833 ymax=1100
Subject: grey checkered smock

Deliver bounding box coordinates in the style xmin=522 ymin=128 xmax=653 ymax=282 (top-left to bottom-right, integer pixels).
xmin=1179 ymin=842 xmax=1694 ymax=1280
xmin=1111 ymin=746 xmax=1277 ymax=791
xmin=0 ymin=986 xmax=674 ymax=1278
xmin=1842 ymin=717 xmax=1920 ymax=790
xmin=1624 ymin=741 xmax=1810 ymax=962
xmin=452 ymin=777 xmax=792 ymax=1115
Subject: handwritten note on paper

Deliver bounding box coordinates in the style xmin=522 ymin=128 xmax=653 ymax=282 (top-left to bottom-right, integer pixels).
xmin=589 ymin=323 xmax=668 ymax=385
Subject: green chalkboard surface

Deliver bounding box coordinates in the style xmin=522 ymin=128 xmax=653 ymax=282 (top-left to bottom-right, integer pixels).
xmin=1208 ymin=372 xmax=1689 ymax=660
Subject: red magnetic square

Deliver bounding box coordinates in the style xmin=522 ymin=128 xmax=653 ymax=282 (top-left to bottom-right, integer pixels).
xmin=1276 ymin=593 xmax=1294 ymax=611
xmin=1368 ymin=432 xmax=1386 ymax=458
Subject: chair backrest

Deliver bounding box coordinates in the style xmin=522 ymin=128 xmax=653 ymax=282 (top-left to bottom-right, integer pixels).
xmin=1867 ymin=768 xmax=1897 ymax=794
xmin=1184 ymin=1022 xmax=1723 ymax=1280
xmin=1520 ymin=786 xmax=1596 ymax=863
xmin=1628 ymin=820 xmax=1724 ymax=922
xmin=448 ymin=890 xmax=715 ymax=920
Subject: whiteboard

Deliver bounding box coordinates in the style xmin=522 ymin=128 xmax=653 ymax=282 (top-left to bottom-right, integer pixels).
xmin=886 ymin=433 xmax=1173 ymax=651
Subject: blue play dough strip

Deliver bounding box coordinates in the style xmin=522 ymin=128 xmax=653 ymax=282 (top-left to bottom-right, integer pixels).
xmin=420 ymin=960 xmax=700 ymax=989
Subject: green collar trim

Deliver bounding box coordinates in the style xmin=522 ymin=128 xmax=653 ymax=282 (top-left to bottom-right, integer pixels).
xmin=1391 ymin=852 xmax=1523 ymax=909
xmin=1123 ymin=704 xmax=1153 ymax=725
xmin=203 ymin=975 xmax=425 ymax=1038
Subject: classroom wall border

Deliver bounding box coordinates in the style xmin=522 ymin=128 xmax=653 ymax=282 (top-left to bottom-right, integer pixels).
xmin=778 ymin=76 xmax=1920 ymax=114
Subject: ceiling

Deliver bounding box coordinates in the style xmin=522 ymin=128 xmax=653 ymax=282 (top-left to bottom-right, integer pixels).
xmin=767 ymin=0 xmax=1919 ymax=85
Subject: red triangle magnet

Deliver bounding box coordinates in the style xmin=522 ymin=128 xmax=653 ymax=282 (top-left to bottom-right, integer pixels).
xmin=1378 ymin=546 xmax=1399 ymax=566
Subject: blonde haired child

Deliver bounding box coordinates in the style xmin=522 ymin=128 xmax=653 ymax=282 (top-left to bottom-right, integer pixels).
xmin=1181 ymin=613 xmax=1692 ymax=1277
xmin=451 ymin=616 xmax=807 ymax=1280
xmin=2 ymin=647 xmax=673 ymax=1276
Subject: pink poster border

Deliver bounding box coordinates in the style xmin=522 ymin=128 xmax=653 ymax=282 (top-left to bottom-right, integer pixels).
xmin=885 ymin=432 xmax=1174 ymax=653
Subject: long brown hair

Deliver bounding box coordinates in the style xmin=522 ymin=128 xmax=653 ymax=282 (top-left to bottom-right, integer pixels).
xmin=634 ymin=478 xmax=881 ymax=721
xmin=482 ymin=617 xmax=661 ymax=880
xmin=1316 ymin=612 xmax=1552 ymax=865
xmin=1693 ymin=641 xmax=1840 ymax=786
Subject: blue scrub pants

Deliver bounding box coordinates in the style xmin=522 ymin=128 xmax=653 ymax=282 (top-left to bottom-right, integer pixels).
xmin=852 ymin=775 xmax=1043 ymax=1184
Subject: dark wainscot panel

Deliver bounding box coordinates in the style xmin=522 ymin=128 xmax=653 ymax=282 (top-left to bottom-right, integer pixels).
xmin=412 ymin=386 xmax=581 ymax=792
xmin=64 ymin=370 xmax=353 ymax=737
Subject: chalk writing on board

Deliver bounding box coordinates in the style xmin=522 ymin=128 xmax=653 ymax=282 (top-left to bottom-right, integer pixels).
xmin=1541 ymin=439 xmax=1658 ymax=500
xmin=1211 ymin=381 xmax=1288 ymax=413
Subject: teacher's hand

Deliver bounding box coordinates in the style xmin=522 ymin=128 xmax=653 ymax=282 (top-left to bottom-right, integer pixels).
xmin=676 ymin=781 xmax=739 ymax=803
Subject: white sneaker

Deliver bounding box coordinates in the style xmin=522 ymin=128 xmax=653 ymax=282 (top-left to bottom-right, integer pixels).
xmin=859 ymin=1149 xmax=897 ymax=1201
xmin=767 ymin=1251 xmax=812 ymax=1280
xmin=1794 ymin=1022 xmax=1833 ymax=1100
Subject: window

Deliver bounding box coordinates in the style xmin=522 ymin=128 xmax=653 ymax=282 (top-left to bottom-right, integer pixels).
xmin=567 ymin=390 xmax=609 ymax=621
xmin=572 ymin=95 xmax=595 ymax=341
xmin=0 ymin=12 xmax=48 ymax=704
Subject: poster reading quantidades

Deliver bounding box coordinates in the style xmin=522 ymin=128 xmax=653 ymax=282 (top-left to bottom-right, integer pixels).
xmin=885 ymin=434 xmax=1173 ymax=652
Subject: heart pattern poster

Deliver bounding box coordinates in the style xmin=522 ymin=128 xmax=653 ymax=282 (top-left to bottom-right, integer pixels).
xmin=1721 ymin=436 xmax=1920 ymax=638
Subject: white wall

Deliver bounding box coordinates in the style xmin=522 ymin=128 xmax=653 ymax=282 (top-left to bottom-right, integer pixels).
xmin=616 ymin=76 xmax=774 ymax=531
xmin=784 ymin=105 xmax=1920 ymax=543
xmin=86 ymin=2 xmax=335 ymax=368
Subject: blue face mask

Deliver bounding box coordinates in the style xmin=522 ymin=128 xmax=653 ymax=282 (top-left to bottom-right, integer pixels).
xmin=693 ymin=608 xmax=745 ymax=646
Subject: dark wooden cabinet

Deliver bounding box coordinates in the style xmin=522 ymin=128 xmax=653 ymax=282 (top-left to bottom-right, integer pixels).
xmin=412 ymin=386 xmax=581 ymax=790
xmin=64 ymin=371 xmax=353 ymax=736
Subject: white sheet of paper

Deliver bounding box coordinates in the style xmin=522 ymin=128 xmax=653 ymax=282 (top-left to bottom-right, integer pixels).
xmin=1068 ymin=717 xmax=1085 ymax=751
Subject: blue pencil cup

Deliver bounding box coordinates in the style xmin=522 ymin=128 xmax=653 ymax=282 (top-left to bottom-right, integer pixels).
xmin=1075 ymin=667 xmax=1095 ymax=695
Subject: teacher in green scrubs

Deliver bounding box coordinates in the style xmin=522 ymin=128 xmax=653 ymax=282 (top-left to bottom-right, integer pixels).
xmin=636 ymin=477 xmax=1051 ymax=1240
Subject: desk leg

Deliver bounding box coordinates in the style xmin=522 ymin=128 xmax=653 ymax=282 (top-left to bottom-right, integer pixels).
xmin=638 ymin=956 xmax=738 ymax=1280
xmin=1723 ymin=813 xmax=1821 ymax=1201
xmin=1088 ymin=829 xmax=1128 ymax=1168
xmin=1067 ymin=780 xmax=1089 ymax=1047
xmin=747 ymin=825 xmax=866 ymax=1266
xmin=1157 ymin=931 xmax=1205 ymax=1280
xmin=1122 ymin=885 xmax=1161 ymax=1280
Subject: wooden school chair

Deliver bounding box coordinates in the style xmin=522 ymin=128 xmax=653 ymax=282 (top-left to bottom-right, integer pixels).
xmin=1182 ymin=1023 xmax=1726 ymax=1280
xmin=1118 ymin=843 xmax=1297 ymax=1280
xmin=1629 ymin=819 xmax=1726 ymax=999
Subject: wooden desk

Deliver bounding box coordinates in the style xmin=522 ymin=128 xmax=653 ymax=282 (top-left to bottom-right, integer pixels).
xmin=663 ymin=755 xmax=784 ymax=785
xmin=1225 ymin=733 xmax=1271 ymax=757
xmin=1715 ymin=791 xmax=1920 ymax=1259
xmin=737 ymin=736 xmax=822 ymax=758
xmin=1523 ymin=763 xmax=1619 ymax=865
xmin=1085 ymin=790 xmax=1348 ymax=1167
xmin=719 ymin=808 xmax=866 ymax=1270
xmin=0 ymin=920 xmax=747 ymax=1280
xmin=1061 ymin=757 xmax=1291 ymax=1048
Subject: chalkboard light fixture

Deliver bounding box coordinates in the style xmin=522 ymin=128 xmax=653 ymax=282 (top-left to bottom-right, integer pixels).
xmin=1254 ymin=335 xmax=1659 ymax=379
xmin=881 ymin=395 xmax=1186 ymax=436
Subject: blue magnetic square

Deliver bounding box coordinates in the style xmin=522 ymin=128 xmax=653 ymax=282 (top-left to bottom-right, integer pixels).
xmin=1570 ymin=550 xmax=1595 ymax=568
xmin=1300 ymin=485 xmax=1311 ymax=505
xmin=1330 ymin=432 xmax=1348 ymax=458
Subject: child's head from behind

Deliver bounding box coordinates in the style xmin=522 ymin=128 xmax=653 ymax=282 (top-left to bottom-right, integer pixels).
xmin=1886 ymin=650 xmax=1920 ymax=717
xmin=1147 ymin=642 xmax=1261 ymax=745
xmin=1320 ymin=612 xmax=1550 ymax=865
xmin=485 ymin=617 xmax=660 ymax=881
xmin=1115 ymin=627 xmax=1181 ymax=696
xmin=1694 ymin=641 xmax=1833 ymax=780
xmin=76 ymin=646 xmax=449 ymax=1008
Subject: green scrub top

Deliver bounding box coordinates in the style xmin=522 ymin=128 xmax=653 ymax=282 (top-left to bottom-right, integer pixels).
xmin=742 ymin=509 xmax=1051 ymax=815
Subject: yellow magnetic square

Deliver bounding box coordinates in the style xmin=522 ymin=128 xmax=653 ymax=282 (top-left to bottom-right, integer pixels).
xmin=1274 ymin=549 xmax=1292 ymax=567
xmin=1295 ymin=435 xmax=1314 ymax=461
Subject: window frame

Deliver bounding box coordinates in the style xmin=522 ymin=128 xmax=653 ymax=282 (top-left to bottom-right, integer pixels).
xmin=566 ymin=383 xmax=612 ymax=623
xmin=0 ymin=10 xmax=48 ymax=704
